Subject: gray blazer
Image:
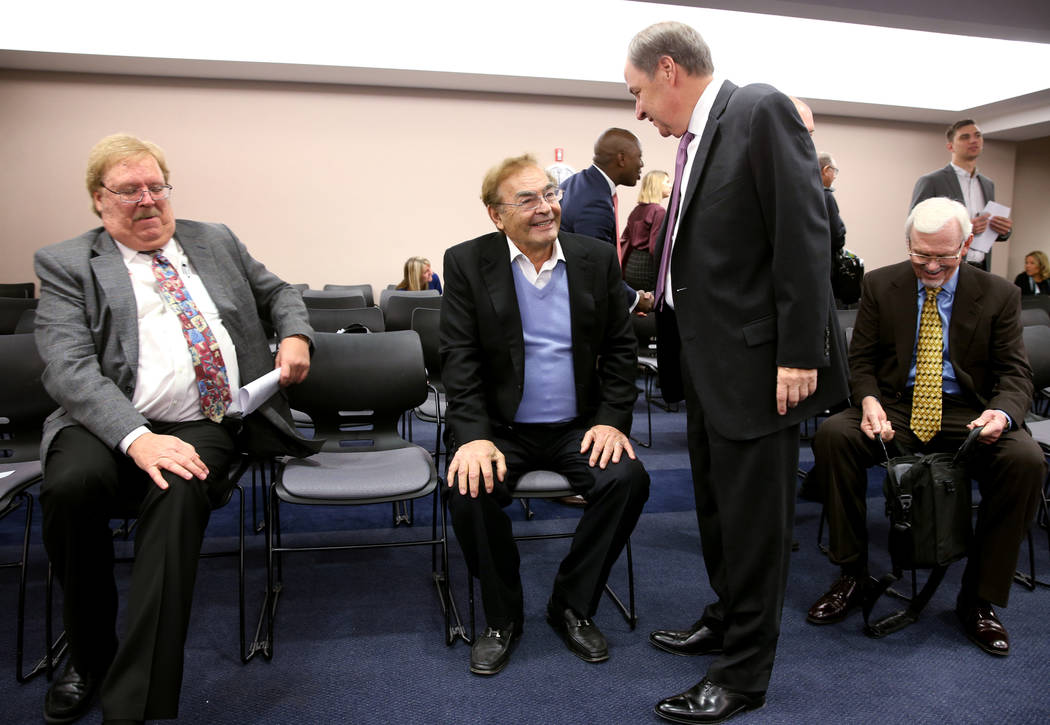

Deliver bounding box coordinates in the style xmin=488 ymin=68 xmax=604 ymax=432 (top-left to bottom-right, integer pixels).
xmin=34 ymin=219 xmax=318 ymax=463
xmin=909 ymin=163 xmax=1010 ymax=241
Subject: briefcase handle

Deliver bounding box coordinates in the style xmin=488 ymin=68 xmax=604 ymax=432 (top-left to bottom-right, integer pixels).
xmin=875 ymin=425 xmax=984 ymax=464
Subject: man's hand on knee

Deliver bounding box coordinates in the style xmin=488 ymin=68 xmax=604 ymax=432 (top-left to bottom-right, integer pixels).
xmin=580 ymin=424 xmax=635 ymax=469
xmin=447 ymin=439 xmax=506 ymax=498
xmin=127 ymin=432 xmax=209 ymax=489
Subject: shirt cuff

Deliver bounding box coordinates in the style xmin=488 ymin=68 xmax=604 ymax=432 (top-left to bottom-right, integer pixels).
xmin=118 ymin=426 xmax=151 ymax=455
xmin=995 ymin=409 xmax=1013 ymax=431
xmin=628 ymin=291 xmax=641 ymax=313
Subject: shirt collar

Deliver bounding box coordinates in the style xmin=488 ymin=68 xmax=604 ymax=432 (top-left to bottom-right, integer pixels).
xmin=113 ymin=235 xmax=179 ymax=264
xmin=687 ymin=75 xmax=724 ymax=137
xmin=506 ymin=236 xmax=565 ymax=267
xmin=592 ymin=164 xmax=617 ymax=197
xmin=950 ymin=161 xmax=979 ymax=179
xmin=915 ymin=265 xmax=960 ymax=299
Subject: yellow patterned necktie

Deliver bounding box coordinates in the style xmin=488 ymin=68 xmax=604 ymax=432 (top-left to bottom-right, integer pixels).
xmin=910 ymin=286 xmax=942 ymax=443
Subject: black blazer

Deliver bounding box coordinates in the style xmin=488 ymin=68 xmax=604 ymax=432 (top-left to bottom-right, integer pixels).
xmin=653 ymin=80 xmax=848 ymax=441
xmin=439 ymin=231 xmax=638 ymax=445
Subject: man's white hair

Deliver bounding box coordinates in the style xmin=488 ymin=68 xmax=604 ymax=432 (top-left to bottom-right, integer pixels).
xmin=905 ymin=197 xmax=972 ymax=242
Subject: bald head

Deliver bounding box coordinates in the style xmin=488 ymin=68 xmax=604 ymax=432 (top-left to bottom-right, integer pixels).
xmin=790 ymin=96 xmax=815 ymax=136
xmin=593 ymin=128 xmax=644 ymax=187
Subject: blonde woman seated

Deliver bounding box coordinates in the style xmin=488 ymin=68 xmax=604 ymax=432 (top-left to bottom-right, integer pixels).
xmin=1014 ymin=250 xmax=1050 ymax=296
xmin=396 ymin=256 xmax=441 ymax=292
xmin=620 ymin=170 xmax=670 ymax=292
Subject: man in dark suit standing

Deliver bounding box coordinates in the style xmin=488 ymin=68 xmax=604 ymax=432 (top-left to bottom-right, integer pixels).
xmin=910 ymin=119 xmax=1012 ymax=271
xmin=806 ymin=197 xmax=1042 ymax=655
xmin=35 ymin=134 xmax=318 ymax=724
xmin=624 ymin=21 xmax=847 ymax=723
xmin=560 ymin=128 xmax=653 ymax=314
xmin=440 ymin=154 xmax=650 ymax=677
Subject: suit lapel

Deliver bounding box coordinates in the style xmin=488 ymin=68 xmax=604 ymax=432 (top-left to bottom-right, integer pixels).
xmin=561 ymin=234 xmax=596 ymax=390
xmin=948 ymin=265 xmax=982 ymax=379
xmin=480 ymin=233 xmax=525 ymax=381
xmin=678 ymin=80 xmax=736 ymax=220
xmin=889 ymin=266 xmax=918 ymax=386
xmin=940 ymin=164 xmax=965 ymax=202
xmin=89 ymin=231 xmax=139 ymax=374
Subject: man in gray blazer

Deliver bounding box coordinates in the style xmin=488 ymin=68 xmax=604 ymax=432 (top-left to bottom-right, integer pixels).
xmin=910 ymin=119 xmax=1013 ymax=271
xmin=35 ymin=134 xmax=317 ymax=725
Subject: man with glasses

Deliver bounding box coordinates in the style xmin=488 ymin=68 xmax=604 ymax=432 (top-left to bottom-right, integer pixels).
xmin=806 ymin=197 xmax=1042 ymax=658
xmin=34 ymin=133 xmax=318 ymax=724
xmin=910 ymin=119 xmax=1012 ymax=271
xmin=440 ymin=154 xmax=650 ymax=676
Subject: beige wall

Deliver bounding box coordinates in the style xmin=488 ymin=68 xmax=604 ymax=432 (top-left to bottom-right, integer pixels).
xmin=1 ymin=69 xmax=1043 ymax=295
xmin=1009 ymin=136 xmax=1050 ymax=278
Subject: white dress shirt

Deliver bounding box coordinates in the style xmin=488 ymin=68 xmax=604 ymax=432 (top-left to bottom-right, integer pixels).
xmin=507 ymin=237 xmax=566 ymax=288
xmin=951 ymin=162 xmax=988 ymax=263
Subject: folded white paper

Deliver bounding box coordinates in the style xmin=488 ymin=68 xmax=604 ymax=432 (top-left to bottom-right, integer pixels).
xmin=971 ymin=201 xmax=1010 ymax=254
xmin=227 ymin=368 xmax=281 ymax=417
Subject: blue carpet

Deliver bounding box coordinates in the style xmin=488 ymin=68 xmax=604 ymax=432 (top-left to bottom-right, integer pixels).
xmin=2 ymin=393 xmax=1048 ymax=723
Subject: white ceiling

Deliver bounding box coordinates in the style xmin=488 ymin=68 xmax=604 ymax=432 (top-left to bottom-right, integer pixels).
xmin=2 ymin=0 xmax=1049 ymax=140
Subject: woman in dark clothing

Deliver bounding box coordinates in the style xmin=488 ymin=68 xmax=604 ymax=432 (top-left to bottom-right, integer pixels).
xmin=619 ymin=170 xmax=670 ymax=292
xmin=1014 ymin=251 xmax=1050 ymax=296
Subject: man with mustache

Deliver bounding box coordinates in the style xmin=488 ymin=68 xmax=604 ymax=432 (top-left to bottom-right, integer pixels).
xmin=34 ymin=133 xmax=318 ymax=724
xmin=440 ymin=154 xmax=650 ymax=676
xmin=910 ymin=119 xmax=1013 ymax=271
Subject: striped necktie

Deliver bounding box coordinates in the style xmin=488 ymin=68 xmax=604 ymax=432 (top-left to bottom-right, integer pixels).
xmin=910 ymin=286 xmax=943 ymax=443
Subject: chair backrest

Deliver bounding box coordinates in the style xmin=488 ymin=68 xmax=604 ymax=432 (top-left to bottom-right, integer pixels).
xmin=0 ymin=333 xmax=57 ymax=461
xmin=1020 ymin=294 xmax=1050 ymax=317
xmin=291 ymin=283 xmax=310 ymax=293
xmin=307 ymin=306 xmax=385 ymax=333
xmin=14 ymin=308 xmax=36 ymax=333
xmin=1022 ymin=324 xmax=1050 ymax=393
xmin=323 ymin=283 xmax=375 ymax=307
xmin=379 ymin=288 xmax=439 ymax=312
xmin=287 ymin=331 xmax=427 ymax=451
xmin=384 ymin=294 xmax=442 ymax=332
xmin=0 ymin=297 xmax=38 ymax=334
xmin=0 ymin=282 xmax=35 ymax=298
xmin=1021 ymin=307 xmax=1050 ymax=328
xmin=410 ymin=306 xmax=442 ymax=383
xmin=301 ymin=289 xmax=366 ymax=310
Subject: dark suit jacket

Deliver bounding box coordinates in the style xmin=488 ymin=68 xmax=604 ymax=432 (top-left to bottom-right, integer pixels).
xmin=824 ymin=187 xmax=846 ymax=258
xmin=654 ymin=80 xmax=848 ymax=441
xmin=849 ymin=261 xmax=1032 ymax=425
xmin=438 ymin=231 xmax=638 ymax=445
xmin=910 ymin=164 xmax=1010 ymax=241
xmin=559 ymin=165 xmax=616 ymax=244
xmin=34 ymin=220 xmax=319 ymax=463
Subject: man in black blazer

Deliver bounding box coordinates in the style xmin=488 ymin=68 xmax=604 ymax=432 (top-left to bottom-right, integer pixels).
xmin=806 ymin=197 xmax=1043 ymax=656
xmin=440 ymin=154 xmax=650 ymax=676
xmin=624 ymin=21 xmax=848 ymax=724
xmin=910 ymin=119 xmax=1012 ymax=271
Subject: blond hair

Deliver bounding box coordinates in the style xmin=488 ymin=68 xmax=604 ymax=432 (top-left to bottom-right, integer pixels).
xmin=85 ymin=133 xmax=170 ymax=218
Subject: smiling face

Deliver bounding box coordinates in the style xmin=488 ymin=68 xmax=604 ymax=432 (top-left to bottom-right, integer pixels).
xmin=93 ymin=155 xmax=175 ymax=251
xmin=624 ymin=58 xmax=690 ymax=138
xmin=486 ymin=165 xmax=560 ymax=253
xmin=908 ymin=218 xmax=971 ymax=288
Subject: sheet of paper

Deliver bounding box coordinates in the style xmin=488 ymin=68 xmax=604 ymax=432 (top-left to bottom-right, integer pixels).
xmin=0 ymin=470 xmax=14 ymax=479
xmin=970 ymin=201 xmax=1010 ymax=254
xmin=227 ymin=368 xmax=281 ymax=417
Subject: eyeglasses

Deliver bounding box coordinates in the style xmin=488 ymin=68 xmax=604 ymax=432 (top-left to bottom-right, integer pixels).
xmin=100 ymin=183 xmax=173 ymax=204
xmin=495 ymin=187 xmax=562 ymax=212
xmin=907 ymin=243 xmax=965 ymax=265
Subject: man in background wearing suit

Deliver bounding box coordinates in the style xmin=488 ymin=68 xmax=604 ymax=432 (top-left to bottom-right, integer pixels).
xmin=560 ymin=128 xmax=654 ymax=314
xmin=910 ymin=119 xmax=1012 ymax=271
xmin=35 ymin=134 xmax=318 ymax=724
xmin=624 ymin=21 xmax=847 ymax=723
xmin=440 ymin=154 xmax=650 ymax=677
xmin=806 ymin=197 xmax=1042 ymax=656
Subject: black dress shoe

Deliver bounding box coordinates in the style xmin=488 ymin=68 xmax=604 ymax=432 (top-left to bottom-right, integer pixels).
xmin=44 ymin=661 xmax=98 ymax=724
xmin=806 ymin=574 xmax=864 ymax=624
xmin=956 ymin=602 xmax=1010 ymax=656
xmin=650 ymin=620 xmax=724 ymax=656
xmin=655 ymin=677 xmax=765 ymax=724
xmin=470 ymin=622 xmax=521 ymax=675
xmin=546 ymin=600 xmax=609 ymax=663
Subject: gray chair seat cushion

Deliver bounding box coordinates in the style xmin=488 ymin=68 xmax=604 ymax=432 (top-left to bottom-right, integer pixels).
xmin=281 ymin=447 xmax=434 ymax=501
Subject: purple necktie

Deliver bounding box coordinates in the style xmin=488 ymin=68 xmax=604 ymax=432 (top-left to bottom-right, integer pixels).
xmin=150 ymin=253 xmax=232 ymax=422
xmin=654 ymin=131 xmax=695 ymax=305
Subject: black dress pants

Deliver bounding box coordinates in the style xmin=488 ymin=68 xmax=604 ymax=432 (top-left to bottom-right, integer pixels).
xmin=41 ymin=420 xmax=236 ymax=721
xmin=812 ymin=396 xmax=1044 ymax=606
xmin=446 ymin=421 xmax=650 ymax=629
xmin=680 ymin=360 xmax=800 ymax=695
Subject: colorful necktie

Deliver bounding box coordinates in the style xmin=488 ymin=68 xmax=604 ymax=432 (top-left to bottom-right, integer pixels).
xmin=150 ymin=253 xmax=232 ymax=423
xmin=910 ymin=286 xmax=943 ymax=443
xmin=654 ymin=131 xmax=695 ymax=305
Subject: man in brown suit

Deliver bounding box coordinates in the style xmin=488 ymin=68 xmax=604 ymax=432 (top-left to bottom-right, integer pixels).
xmin=806 ymin=197 xmax=1043 ymax=656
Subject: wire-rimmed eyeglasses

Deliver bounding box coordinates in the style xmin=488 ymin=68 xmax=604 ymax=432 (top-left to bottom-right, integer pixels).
xmin=100 ymin=183 xmax=173 ymax=204
xmin=495 ymin=187 xmax=562 ymax=213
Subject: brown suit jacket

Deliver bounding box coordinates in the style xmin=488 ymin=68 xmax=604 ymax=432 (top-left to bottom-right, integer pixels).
xmin=849 ymin=260 xmax=1032 ymax=425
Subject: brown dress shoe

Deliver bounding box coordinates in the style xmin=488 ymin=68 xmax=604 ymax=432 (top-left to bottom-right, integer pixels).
xmin=807 ymin=575 xmax=863 ymax=624
xmin=956 ymin=602 xmax=1009 ymax=656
